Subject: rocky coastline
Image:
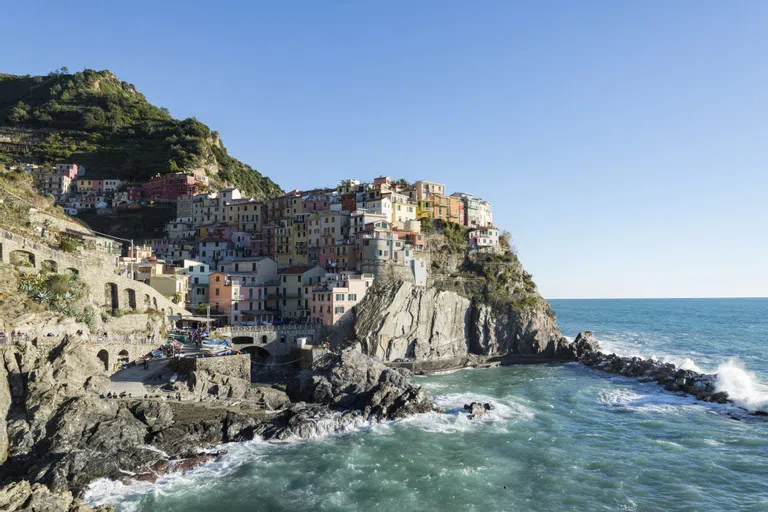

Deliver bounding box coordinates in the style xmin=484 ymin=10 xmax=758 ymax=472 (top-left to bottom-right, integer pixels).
xmin=0 ymin=313 xmax=762 ymax=510
xmin=569 ymin=331 xmax=767 ymax=418
xmin=0 ymin=337 xmax=437 ymax=511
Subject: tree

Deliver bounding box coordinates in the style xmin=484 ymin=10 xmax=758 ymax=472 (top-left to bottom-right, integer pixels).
xmin=60 ymin=66 xmax=69 ymax=74
xmin=7 ymin=102 xmax=30 ymax=124
xmin=168 ymin=160 xmax=181 ymax=173
xmin=499 ymin=230 xmax=517 ymax=255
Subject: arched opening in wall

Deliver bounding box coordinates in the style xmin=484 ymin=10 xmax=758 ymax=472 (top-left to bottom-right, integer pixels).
xmin=117 ymin=349 xmax=129 ymax=365
xmin=280 ymin=336 xmax=286 ymax=344
xmin=152 ymin=297 xmax=158 ymax=310
xmin=9 ymin=250 xmax=35 ymax=268
xmin=66 ymin=267 xmax=79 ymax=277
xmin=97 ymin=349 xmax=109 ymax=371
xmin=144 ymin=294 xmax=151 ymax=308
xmin=242 ymin=346 xmax=270 ymax=363
xmin=0 ymin=242 xmax=3 ymax=261
xmin=104 ymin=283 xmax=119 ymax=311
xmin=232 ymin=336 xmax=254 ymax=345
xmin=261 ymin=335 xmax=267 ymax=344
xmin=124 ymin=288 xmax=137 ymax=310
xmin=41 ymin=260 xmax=58 ymax=273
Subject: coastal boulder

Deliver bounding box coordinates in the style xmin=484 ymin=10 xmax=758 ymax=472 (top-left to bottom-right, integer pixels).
xmin=568 ymin=331 xmax=600 ymax=361
xmin=290 ymin=348 xmax=437 ymax=421
xmin=464 ymin=402 xmax=486 ymax=419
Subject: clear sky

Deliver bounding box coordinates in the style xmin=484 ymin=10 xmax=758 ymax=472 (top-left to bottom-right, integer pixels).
xmin=2 ymin=1 xmax=766 ymax=298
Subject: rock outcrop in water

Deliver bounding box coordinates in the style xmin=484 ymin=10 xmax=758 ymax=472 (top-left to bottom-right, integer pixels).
xmin=354 ymin=281 xmax=568 ymax=364
xmin=570 ymin=332 xmax=735 ymax=407
xmin=270 ymin=348 xmax=438 ymax=439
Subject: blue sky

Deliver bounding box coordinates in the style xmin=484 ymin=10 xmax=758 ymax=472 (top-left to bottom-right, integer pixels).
xmin=2 ymin=1 xmax=766 ymax=298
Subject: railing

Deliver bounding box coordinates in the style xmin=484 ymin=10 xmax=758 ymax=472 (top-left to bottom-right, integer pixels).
xmin=214 ymin=324 xmax=320 ymax=335
xmin=0 ymin=332 xmax=158 ymax=346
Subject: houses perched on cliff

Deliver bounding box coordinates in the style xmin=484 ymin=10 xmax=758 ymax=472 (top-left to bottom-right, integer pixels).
xmin=27 ymin=166 xmax=500 ymax=327
xmin=19 ymin=162 xmax=209 ymax=213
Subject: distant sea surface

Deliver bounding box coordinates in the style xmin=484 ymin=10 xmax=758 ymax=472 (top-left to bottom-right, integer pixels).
xmin=88 ymin=298 xmax=768 ymax=511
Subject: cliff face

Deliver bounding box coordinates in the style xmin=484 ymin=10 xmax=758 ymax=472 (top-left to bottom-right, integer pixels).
xmin=354 ymin=281 xmax=565 ymax=363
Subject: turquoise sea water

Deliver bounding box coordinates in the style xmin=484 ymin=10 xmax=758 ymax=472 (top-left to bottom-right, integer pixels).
xmin=87 ymin=299 xmax=768 ymax=511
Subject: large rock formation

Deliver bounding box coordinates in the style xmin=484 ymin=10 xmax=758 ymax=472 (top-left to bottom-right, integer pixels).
xmin=354 ymin=281 xmax=566 ymax=363
xmin=272 ymin=348 xmax=438 ymax=439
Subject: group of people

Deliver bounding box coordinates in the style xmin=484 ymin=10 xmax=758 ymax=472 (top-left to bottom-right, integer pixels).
xmin=187 ymin=330 xmax=203 ymax=348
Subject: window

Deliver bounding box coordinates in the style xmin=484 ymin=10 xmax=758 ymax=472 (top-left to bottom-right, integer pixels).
xmin=215 ymin=289 xmax=220 ymax=296
xmin=234 ymin=303 xmax=239 ymax=311
xmin=216 ymin=275 xmax=220 ymax=282
xmin=335 ymin=306 xmax=345 ymax=314
xmin=348 ymin=294 xmax=357 ymax=301
xmin=282 ymin=276 xmax=287 ymax=283
xmin=336 ymin=293 xmax=344 ymax=301
xmin=298 ymin=275 xmax=302 ymax=282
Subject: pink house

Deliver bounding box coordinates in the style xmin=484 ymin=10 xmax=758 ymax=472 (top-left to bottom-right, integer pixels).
xmin=55 ymin=164 xmax=79 ymax=180
xmin=309 ymin=274 xmax=374 ymax=326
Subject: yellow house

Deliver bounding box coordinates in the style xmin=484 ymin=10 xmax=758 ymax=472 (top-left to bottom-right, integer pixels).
xmin=392 ymin=199 xmax=417 ymax=225
xmin=416 ymin=198 xmax=434 ymax=220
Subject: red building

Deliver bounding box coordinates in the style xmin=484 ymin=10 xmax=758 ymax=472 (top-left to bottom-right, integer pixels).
xmin=142 ymin=173 xmax=202 ymax=202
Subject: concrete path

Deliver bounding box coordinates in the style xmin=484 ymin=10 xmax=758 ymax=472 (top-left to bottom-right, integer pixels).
xmin=109 ymin=358 xmax=170 ymax=396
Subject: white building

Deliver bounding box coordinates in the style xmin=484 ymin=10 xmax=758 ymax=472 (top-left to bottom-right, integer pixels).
xmin=468 ymin=227 xmax=500 ymax=254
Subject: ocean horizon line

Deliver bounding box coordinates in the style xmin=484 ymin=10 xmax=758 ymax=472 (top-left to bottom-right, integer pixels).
xmin=547 ymin=296 xmax=768 ymax=301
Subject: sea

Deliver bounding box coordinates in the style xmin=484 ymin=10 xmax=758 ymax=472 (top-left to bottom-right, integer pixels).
xmin=86 ymin=298 xmax=768 ymax=511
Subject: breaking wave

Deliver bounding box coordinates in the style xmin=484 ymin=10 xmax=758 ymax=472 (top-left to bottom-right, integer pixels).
xmin=714 ymin=360 xmax=768 ymax=412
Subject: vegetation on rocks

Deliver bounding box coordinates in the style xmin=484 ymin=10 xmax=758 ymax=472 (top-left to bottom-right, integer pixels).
xmin=18 ymin=270 xmax=89 ymax=319
xmin=420 ymin=219 xmax=546 ymax=315
xmin=0 ymin=69 xmax=283 ymax=199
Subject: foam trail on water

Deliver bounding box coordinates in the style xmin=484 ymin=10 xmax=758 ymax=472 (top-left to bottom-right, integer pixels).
xmin=715 ymin=360 xmax=768 ymax=412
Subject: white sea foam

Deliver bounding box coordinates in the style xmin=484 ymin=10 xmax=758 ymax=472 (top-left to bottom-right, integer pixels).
xmin=597 ymin=385 xmax=705 ymax=414
xmin=84 ymin=438 xmax=275 ymax=508
xmin=714 ymin=360 xmax=768 ymax=412
xmin=401 ymin=392 xmax=533 ymax=434
xmin=597 ymin=389 xmax=647 ymax=407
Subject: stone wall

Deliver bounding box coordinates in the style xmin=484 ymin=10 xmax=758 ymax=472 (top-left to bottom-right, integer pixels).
xmin=172 ymin=353 xmax=250 ymax=380
xmin=0 ymin=227 xmax=189 ymax=320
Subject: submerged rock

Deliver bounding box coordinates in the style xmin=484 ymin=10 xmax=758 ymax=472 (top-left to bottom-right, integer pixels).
xmin=463 ymin=402 xmax=486 ymax=419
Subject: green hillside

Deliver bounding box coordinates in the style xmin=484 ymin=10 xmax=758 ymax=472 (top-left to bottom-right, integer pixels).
xmin=0 ymin=69 xmax=283 ymax=199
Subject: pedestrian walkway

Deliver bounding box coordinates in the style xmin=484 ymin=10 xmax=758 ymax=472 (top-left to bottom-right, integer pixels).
xmin=109 ymin=358 xmax=170 ymax=396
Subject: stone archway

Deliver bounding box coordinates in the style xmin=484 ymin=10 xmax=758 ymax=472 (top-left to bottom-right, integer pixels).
xmin=9 ymin=250 xmax=35 ymax=268
xmin=260 ymin=335 xmax=268 ymax=344
xmin=104 ymin=282 xmax=119 ymax=311
xmin=41 ymin=260 xmax=58 ymax=273
xmin=97 ymin=349 xmax=109 ymax=371
xmin=117 ymin=349 xmax=129 ymax=365
xmin=242 ymin=345 xmax=270 ymax=363
xmin=124 ymin=288 xmax=137 ymax=311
